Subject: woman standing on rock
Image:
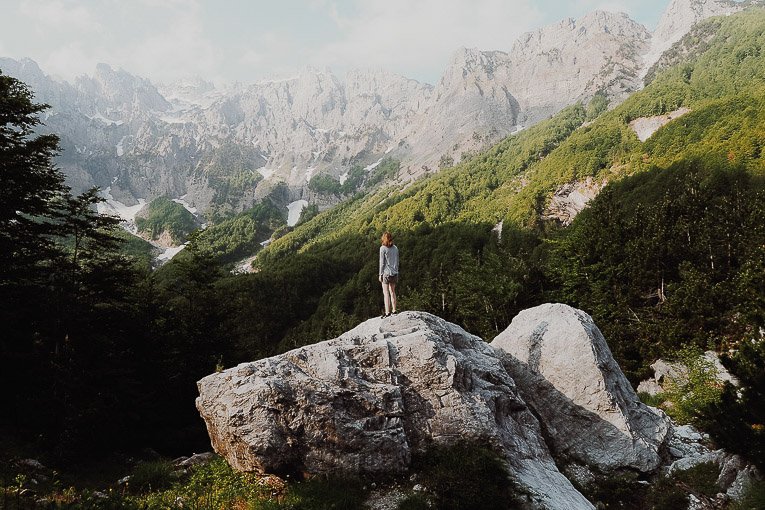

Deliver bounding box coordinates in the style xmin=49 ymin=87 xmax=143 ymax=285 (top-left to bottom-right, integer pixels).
xmin=379 ymin=231 xmax=399 ymax=318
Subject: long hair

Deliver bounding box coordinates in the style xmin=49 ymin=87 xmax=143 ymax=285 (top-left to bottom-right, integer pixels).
xmin=381 ymin=231 xmax=393 ymax=247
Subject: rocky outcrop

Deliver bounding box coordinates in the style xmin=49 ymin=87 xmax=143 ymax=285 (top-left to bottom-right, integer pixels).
xmin=508 ymin=11 xmax=651 ymax=123
xmin=491 ymin=304 xmax=671 ymax=472
xmin=629 ymin=107 xmax=691 ymax=141
xmin=196 ymin=304 xmax=764 ymax=507
xmin=197 ymin=311 xmax=594 ymax=509
xmin=666 ymin=424 xmax=760 ymax=503
xmin=543 ymin=177 xmax=607 ymax=226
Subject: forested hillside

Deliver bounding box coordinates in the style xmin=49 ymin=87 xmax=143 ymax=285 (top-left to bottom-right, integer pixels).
xmin=1 ymin=7 xmax=764 ymax=500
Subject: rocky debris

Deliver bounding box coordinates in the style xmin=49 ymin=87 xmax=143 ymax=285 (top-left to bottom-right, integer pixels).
xmin=637 ymin=351 xmax=739 ymax=396
xmin=197 ymin=311 xmax=594 ymax=510
xmin=666 ymin=424 xmax=710 ymax=459
xmin=629 ymin=107 xmax=691 ymax=142
xmin=365 ymin=485 xmax=408 ymax=510
xmin=638 ymin=358 xmax=686 ymax=396
xmin=491 ymin=303 xmax=671 ymax=472
xmin=668 ymin=444 xmax=760 ymax=501
xmin=543 ymin=177 xmax=606 ymax=226
xmin=173 ymin=452 xmax=217 ymax=469
xmin=660 ymin=422 xmax=761 ymax=504
xmin=16 ymin=458 xmax=46 ymax=471
xmin=11 ymin=458 xmax=52 ymax=485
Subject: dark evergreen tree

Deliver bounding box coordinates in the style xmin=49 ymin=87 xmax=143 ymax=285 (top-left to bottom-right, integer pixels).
xmin=0 ymin=71 xmax=67 ymax=285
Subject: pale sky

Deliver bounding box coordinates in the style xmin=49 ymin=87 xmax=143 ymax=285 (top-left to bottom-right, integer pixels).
xmin=0 ymin=0 xmax=671 ymax=86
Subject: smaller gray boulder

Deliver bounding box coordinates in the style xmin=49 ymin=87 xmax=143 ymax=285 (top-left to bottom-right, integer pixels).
xmin=491 ymin=303 xmax=671 ymax=472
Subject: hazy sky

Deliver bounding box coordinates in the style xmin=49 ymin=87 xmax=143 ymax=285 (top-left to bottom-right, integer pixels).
xmin=0 ymin=0 xmax=671 ymax=85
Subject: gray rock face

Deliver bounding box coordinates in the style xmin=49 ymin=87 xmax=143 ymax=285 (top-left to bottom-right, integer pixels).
xmin=667 ymin=433 xmax=761 ymax=503
xmin=491 ymin=303 xmax=671 ymax=472
xmin=543 ymin=177 xmax=607 ymax=226
xmin=508 ymin=11 xmax=651 ymax=122
xmin=652 ymin=0 xmax=741 ymax=57
xmin=197 ymin=311 xmax=594 ymax=510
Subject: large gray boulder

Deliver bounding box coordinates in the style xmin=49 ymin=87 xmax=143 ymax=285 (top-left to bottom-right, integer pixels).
xmin=491 ymin=303 xmax=671 ymax=472
xmin=197 ymin=311 xmax=594 ymax=510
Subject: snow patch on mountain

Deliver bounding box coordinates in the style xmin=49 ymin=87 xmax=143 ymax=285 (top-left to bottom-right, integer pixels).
xmin=172 ymin=196 xmax=198 ymax=215
xmin=256 ymin=168 xmax=275 ymax=180
xmin=96 ymin=187 xmax=146 ymax=233
xmin=287 ymin=200 xmax=308 ymax=226
xmin=365 ymin=157 xmax=384 ymax=172
xmin=157 ymin=243 xmax=188 ymax=264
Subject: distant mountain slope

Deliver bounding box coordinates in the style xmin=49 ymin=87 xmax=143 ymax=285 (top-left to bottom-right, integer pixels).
xmin=0 ymin=0 xmax=744 ymax=219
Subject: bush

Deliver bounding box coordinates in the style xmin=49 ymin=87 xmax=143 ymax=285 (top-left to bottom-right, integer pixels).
xmin=408 ymin=441 xmax=523 ymax=510
xmin=673 ymin=461 xmax=720 ymax=497
xmin=662 ymin=346 xmax=724 ymax=426
xmin=308 ymin=174 xmax=342 ymax=196
xmin=730 ymin=479 xmax=765 ymax=510
xmin=129 ymin=460 xmax=178 ymax=493
xmin=638 ymin=391 xmax=665 ymax=408
xmin=397 ymin=492 xmax=430 ymax=510
xmin=581 ymin=471 xmax=648 ymax=509
xmin=644 ymin=474 xmax=689 ymax=510
xmin=135 ymin=196 xmax=198 ymax=244
xmin=272 ymin=477 xmax=366 ymax=510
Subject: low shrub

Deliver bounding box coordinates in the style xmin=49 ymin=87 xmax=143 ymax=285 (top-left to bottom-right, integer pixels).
xmin=406 ymin=441 xmax=523 ymax=510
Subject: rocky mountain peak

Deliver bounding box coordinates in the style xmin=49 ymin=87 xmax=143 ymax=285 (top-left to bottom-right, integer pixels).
xmin=158 ymin=77 xmax=217 ymax=107
xmin=505 ymin=9 xmax=650 ymax=126
xmin=76 ymin=63 xmax=171 ymax=117
xmin=653 ymin=0 xmax=742 ymax=54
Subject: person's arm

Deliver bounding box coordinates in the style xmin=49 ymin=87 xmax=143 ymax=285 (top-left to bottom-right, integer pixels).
xmin=379 ymin=246 xmax=385 ymax=280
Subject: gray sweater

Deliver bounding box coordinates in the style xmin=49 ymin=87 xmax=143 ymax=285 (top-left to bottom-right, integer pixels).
xmin=379 ymin=245 xmax=399 ymax=276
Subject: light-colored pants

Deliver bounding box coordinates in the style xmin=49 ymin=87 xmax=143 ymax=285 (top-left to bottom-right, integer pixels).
xmin=382 ymin=280 xmax=397 ymax=314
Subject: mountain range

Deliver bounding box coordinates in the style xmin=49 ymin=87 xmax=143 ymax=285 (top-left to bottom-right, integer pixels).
xmin=0 ymin=0 xmax=745 ymax=220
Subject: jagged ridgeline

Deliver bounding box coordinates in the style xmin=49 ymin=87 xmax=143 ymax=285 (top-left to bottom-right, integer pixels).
xmin=181 ymin=7 xmax=765 ymax=366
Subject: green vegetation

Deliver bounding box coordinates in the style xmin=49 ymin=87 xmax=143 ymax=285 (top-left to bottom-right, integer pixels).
xmin=308 ymin=173 xmax=342 ymax=196
xmin=660 ymin=347 xmax=726 ymax=425
xmin=340 ymin=164 xmax=366 ymax=193
xmin=128 ymin=460 xmax=178 ymax=493
xmin=696 ymin=336 xmax=765 ymax=470
xmin=0 ymin=457 xmax=365 ymax=510
xmin=114 ymin=229 xmax=158 ymax=271
xmin=730 ymin=480 xmax=765 ymax=510
xmin=190 ymin=200 xmax=285 ymax=265
xmin=365 ymin=157 xmax=400 ymax=188
xmin=580 ymin=462 xmax=722 ymax=509
xmin=296 ymin=203 xmax=319 ymax=226
xmin=135 ymin=196 xmax=198 ymax=244
xmin=399 ymin=442 xmax=523 ymax=510
xmin=308 ymin=158 xmax=401 ymax=199
xmin=129 ymin=458 xmax=365 ymax=510
xmin=547 ymin=160 xmax=765 ymax=379
xmin=199 ymin=142 xmax=263 ymax=222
